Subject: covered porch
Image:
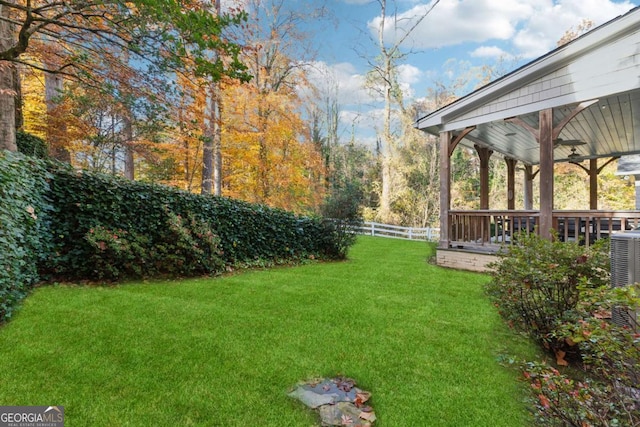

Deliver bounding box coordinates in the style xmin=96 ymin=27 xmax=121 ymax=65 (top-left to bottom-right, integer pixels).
xmin=417 ymin=6 xmax=640 ymax=271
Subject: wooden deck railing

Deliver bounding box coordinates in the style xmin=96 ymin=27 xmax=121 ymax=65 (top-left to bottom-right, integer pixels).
xmin=448 ymin=210 xmax=640 ymax=250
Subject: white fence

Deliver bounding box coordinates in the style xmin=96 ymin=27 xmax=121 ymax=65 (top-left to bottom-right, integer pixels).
xmin=357 ymin=221 xmax=440 ymax=242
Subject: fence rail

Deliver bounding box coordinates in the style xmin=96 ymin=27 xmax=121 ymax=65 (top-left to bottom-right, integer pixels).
xmin=356 ymin=221 xmax=440 ymax=241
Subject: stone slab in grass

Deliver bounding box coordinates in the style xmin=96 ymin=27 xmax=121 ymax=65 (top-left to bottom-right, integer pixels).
xmin=289 ymin=377 xmax=376 ymax=426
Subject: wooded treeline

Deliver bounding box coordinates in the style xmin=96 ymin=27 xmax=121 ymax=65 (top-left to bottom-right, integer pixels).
xmin=0 ymin=1 xmax=634 ymax=223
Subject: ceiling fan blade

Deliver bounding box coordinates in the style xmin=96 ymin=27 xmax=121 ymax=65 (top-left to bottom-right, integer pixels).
xmin=554 ymin=138 xmax=586 ymax=146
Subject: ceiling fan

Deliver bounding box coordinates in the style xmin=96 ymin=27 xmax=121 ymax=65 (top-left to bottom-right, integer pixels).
xmin=567 ymin=146 xmax=582 ymax=161
xmin=553 ymin=138 xmax=586 ymax=147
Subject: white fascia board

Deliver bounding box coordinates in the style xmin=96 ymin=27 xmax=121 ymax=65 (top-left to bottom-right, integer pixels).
xmin=416 ymin=7 xmax=640 ymax=133
xmin=441 ymin=96 xmax=582 ymax=132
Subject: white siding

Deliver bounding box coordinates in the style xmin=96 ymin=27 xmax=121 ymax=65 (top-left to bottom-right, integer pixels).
xmin=449 ymin=30 xmax=640 ymax=128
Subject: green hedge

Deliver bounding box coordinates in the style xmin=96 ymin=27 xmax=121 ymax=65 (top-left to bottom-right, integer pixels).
xmin=0 ymin=151 xmax=52 ymax=321
xmin=1 ymin=155 xmax=344 ymax=323
xmin=43 ymin=165 xmax=335 ymax=281
xmin=16 ymin=131 xmax=48 ymax=159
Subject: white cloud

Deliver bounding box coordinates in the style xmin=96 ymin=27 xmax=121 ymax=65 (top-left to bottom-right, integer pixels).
xmin=368 ymin=0 xmax=637 ymax=58
xmin=345 ymin=106 xmax=406 ymax=131
xmin=512 ymin=0 xmax=637 ymax=58
xmin=340 ymin=110 xmax=369 ymax=128
xmin=300 ymin=61 xmax=431 ymax=148
xmin=469 ymin=45 xmax=509 ymax=58
xmin=305 ymin=61 xmax=427 ymax=144
xmin=392 ymin=64 xmax=423 ymax=99
xmin=304 ymin=61 xmax=375 ymax=107
xmin=369 ymin=0 xmax=532 ymax=50
xmin=397 ymin=63 xmax=422 ymax=84
xmin=340 ymin=109 xmax=387 ymax=146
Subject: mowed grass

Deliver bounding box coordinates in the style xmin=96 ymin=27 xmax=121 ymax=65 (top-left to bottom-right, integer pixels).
xmin=0 ymin=237 xmax=536 ymax=426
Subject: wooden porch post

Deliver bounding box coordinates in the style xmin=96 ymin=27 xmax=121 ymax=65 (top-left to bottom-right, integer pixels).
xmin=571 ymin=157 xmax=618 ymax=209
xmin=439 ymin=131 xmax=451 ymax=249
xmin=539 ymin=109 xmax=554 ymax=239
xmin=589 ymin=158 xmax=598 ymax=210
xmin=524 ymin=165 xmax=534 ymax=210
xmin=505 ymin=158 xmax=517 ymax=210
xmin=636 ymin=175 xmax=640 ymax=210
xmin=475 ymin=145 xmax=493 ymax=210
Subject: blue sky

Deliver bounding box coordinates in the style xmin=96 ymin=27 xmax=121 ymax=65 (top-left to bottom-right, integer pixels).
xmin=234 ymin=0 xmax=640 ymax=145
xmin=246 ymin=0 xmax=640 ymax=145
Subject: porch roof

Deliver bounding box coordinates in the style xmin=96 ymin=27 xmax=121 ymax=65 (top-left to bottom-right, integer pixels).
xmin=416 ymin=6 xmax=640 ymax=166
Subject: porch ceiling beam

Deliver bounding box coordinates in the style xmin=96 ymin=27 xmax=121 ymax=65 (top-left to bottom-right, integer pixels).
xmin=570 ymin=156 xmax=620 ymax=174
xmin=597 ymin=156 xmax=620 ymax=174
xmin=505 ymin=99 xmax=599 ymax=145
xmin=552 ymin=99 xmax=599 ymax=140
xmin=505 ymin=116 xmax=539 ymax=140
xmin=569 ymin=156 xmax=620 ymax=209
xmin=530 ymin=168 xmax=540 ymax=179
xmin=448 ymin=126 xmax=476 ymax=157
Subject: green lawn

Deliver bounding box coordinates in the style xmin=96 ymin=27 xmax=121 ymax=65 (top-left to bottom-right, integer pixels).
xmin=0 ymin=237 xmax=536 ymax=426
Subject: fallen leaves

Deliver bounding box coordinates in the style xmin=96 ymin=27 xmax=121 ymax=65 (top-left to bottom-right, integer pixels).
xmin=555 ymin=350 xmax=569 ymax=367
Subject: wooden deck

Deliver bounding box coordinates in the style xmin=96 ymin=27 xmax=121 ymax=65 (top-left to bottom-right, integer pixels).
xmin=448 ymin=210 xmax=640 ymax=249
xmin=440 ymin=210 xmax=640 ymax=271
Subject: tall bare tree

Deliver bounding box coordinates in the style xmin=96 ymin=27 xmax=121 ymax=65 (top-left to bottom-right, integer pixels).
xmin=366 ymin=0 xmax=440 ymax=223
xmin=233 ymin=0 xmax=327 ymax=202
xmin=44 ymin=45 xmax=69 ymax=161
xmin=202 ymin=0 xmax=223 ymax=195
xmin=307 ymin=63 xmax=340 ymax=179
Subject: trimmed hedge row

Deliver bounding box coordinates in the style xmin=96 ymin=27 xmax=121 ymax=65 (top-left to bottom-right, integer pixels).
xmin=0 ymin=151 xmax=52 ymax=321
xmin=16 ymin=131 xmax=48 ymax=159
xmin=0 ymin=152 xmax=345 ymax=323
xmin=43 ymin=165 xmax=338 ymax=281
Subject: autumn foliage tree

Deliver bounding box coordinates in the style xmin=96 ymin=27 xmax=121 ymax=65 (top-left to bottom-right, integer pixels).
xmin=4 ymin=0 xmax=335 ymax=216
xmin=0 ymin=0 xmax=250 ymax=155
xmin=138 ymin=72 xmax=208 ymax=191
xmin=223 ymin=82 xmax=325 ymax=212
xmin=210 ymin=0 xmax=327 ymax=213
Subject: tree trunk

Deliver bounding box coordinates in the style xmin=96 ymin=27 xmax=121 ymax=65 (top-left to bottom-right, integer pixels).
xmin=201 ymin=77 xmax=221 ymax=197
xmin=13 ymin=64 xmax=22 ymax=130
xmin=372 ymin=0 xmax=437 ymax=224
xmin=254 ymin=102 xmax=271 ymax=203
xmin=375 ymin=0 xmax=395 ymax=224
xmin=45 ymin=68 xmax=69 ymax=161
xmin=258 ymin=132 xmax=269 ymax=202
xmin=0 ymin=61 xmax=16 ymax=151
xmin=123 ymin=113 xmax=134 ymax=180
xmin=212 ymin=82 xmax=222 ymax=196
xmin=201 ymin=83 xmax=215 ymax=194
xmin=378 ymin=58 xmax=394 ymax=223
xmin=201 ymin=0 xmax=222 ymax=195
xmin=122 ymin=49 xmax=134 ymax=180
xmin=201 ymin=133 xmax=213 ymax=194
xmin=0 ymin=5 xmax=16 ymax=151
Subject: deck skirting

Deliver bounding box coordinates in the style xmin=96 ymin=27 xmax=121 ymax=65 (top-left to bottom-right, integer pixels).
xmin=436 ymin=248 xmax=498 ymax=272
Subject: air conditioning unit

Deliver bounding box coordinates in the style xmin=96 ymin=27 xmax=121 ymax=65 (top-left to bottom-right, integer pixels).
xmin=610 ymin=230 xmax=640 ymax=331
